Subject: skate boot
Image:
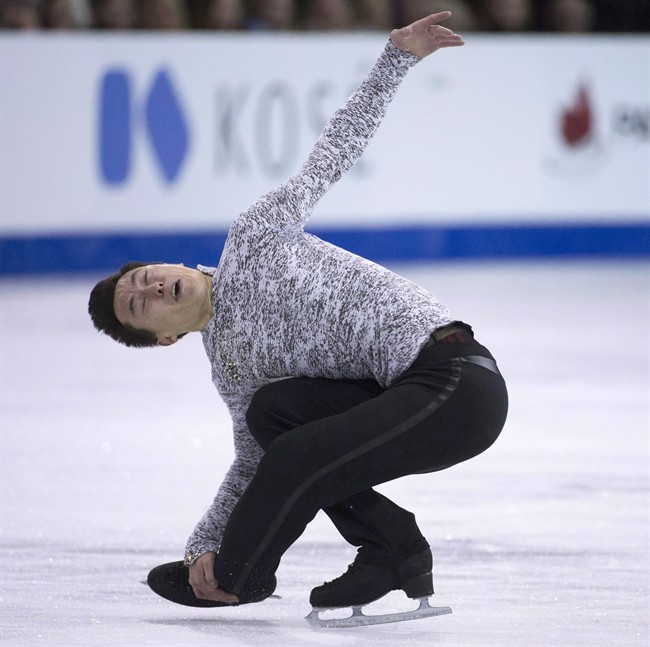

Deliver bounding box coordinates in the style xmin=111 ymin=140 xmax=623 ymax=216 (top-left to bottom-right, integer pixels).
xmin=309 ymin=548 xmax=433 ymax=609
xmin=147 ymin=560 xmax=276 ymax=608
xmin=306 ymin=548 xmax=451 ymax=627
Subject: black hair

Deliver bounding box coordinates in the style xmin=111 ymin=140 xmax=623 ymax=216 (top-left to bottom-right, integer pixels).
xmin=88 ymin=260 xmax=161 ymax=348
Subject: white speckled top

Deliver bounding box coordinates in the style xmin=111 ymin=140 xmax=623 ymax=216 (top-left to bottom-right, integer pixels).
xmin=185 ymin=42 xmax=453 ymax=564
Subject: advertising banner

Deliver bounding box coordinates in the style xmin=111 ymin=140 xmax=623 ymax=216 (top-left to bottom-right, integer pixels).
xmin=0 ymin=33 xmax=648 ymax=270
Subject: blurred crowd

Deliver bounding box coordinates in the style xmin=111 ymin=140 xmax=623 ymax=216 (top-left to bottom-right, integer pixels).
xmin=1 ymin=0 xmax=648 ymax=32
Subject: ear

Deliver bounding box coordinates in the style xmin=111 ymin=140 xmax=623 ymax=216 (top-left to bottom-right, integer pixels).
xmin=157 ymin=335 xmax=178 ymax=347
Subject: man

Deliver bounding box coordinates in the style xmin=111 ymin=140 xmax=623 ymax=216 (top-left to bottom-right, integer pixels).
xmin=89 ymin=12 xmax=508 ymax=622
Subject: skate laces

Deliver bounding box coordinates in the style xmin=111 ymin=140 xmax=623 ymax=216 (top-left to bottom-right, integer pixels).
xmin=324 ymin=560 xmax=367 ymax=586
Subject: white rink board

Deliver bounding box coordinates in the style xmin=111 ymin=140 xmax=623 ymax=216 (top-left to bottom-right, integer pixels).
xmin=1 ymin=33 xmax=648 ymax=235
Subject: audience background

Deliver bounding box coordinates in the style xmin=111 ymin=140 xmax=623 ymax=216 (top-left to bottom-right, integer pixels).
xmin=0 ymin=0 xmax=648 ymax=33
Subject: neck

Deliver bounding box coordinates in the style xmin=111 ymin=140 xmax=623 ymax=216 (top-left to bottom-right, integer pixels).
xmin=196 ymin=272 xmax=214 ymax=331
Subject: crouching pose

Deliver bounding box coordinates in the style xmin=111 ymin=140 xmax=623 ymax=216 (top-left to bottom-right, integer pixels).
xmin=89 ymin=12 xmax=507 ymax=626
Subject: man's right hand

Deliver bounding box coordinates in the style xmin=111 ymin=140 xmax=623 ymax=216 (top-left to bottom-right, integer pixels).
xmin=188 ymin=552 xmax=239 ymax=604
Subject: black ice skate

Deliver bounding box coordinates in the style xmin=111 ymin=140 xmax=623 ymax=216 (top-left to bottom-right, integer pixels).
xmin=306 ymin=549 xmax=451 ymax=628
xmin=147 ymin=560 xmax=276 ymax=608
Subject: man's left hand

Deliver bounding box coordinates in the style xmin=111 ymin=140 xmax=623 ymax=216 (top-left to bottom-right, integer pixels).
xmin=390 ymin=11 xmax=465 ymax=59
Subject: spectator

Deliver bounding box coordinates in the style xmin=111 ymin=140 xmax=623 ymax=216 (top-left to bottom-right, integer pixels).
xmin=1 ymin=0 xmax=42 ymax=28
xmin=247 ymin=0 xmax=296 ymax=30
xmin=303 ymin=0 xmax=352 ymax=31
xmin=398 ymin=0 xmax=478 ymax=32
xmin=186 ymin=0 xmax=244 ymax=29
xmin=205 ymin=0 xmax=244 ymax=29
xmin=593 ymin=0 xmax=650 ymax=32
xmin=543 ymin=0 xmax=595 ymax=32
xmin=91 ymin=0 xmax=135 ymax=28
xmin=139 ymin=0 xmax=185 ymax=29
xmin=1 ymin=0 xmax=91 ymax=28
xmin=185 ymin=0 xmax=240 ymax=30
xmin=477 ymin=0 xmax=534 ymax=31
xmin=43 ymin=0 xmax=74 ymax=27
xmin=356 ymin=0 xmax=393 ymax=31
xmin=2 ymin=0 xmax=649 ymax=33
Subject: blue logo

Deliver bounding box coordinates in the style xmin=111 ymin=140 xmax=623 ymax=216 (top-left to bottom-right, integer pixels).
xmin=99 ymin=69 xmax=190 ymax=185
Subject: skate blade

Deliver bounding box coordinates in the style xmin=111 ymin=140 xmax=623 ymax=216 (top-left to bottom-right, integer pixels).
xmin=306 ymin=597 xmax=452 ymax=628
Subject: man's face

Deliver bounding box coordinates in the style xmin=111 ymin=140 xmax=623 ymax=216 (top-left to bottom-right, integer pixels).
xmin=113 ymin=264 xmax=212 ymax=345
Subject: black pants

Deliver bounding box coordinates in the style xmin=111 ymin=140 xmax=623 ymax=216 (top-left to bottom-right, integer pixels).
xmin=214 ymin=334 xmax=508 ymax=601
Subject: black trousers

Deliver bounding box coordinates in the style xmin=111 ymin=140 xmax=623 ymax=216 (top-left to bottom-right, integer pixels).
xmin=214 ymin=334 xmax=508 ymax=601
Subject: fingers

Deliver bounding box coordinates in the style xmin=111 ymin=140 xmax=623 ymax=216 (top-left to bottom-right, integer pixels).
xmin=429 ymin=25 xmax=453 ymax=36
xmin=414 ymin=11 xmax=452 ymax=27
xmin=202 ymin=587 xmax=240 ymax=604
xmin=188 ymin=553 xmax=239 ymax=604
xmin=429 ymin=25 xmax=465 ymax=48
xmin=192 ymin=577 xmax=239 ymax=604
xmin=406 ymin=11 xmax=451 ymax=36
xmin=200 ymin=558 xmax=219 ymax=592
xmin=428 ymin=11 xmax=452 ymax=24
xmin=391 ymin=9 xmax=465 ymax=56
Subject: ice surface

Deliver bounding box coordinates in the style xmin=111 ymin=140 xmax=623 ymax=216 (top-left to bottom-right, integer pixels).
xmin=1 ymin=261 xmax=648 ymax=647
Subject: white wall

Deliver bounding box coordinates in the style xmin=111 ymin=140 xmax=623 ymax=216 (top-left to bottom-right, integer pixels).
xmin=1 ymin=33 xmax=648 ymax=237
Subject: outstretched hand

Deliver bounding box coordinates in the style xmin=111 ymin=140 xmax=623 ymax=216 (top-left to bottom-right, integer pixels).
xmin=390 ymin=11 xmax=464 ymax=58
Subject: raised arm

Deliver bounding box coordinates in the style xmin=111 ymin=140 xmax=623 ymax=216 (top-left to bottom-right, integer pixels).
xmin=238 ymin=12 xmax=463 ymax=233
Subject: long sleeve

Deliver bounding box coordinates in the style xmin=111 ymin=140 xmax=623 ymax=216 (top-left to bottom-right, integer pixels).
xmin=237 ymin=42 xmax=420 ymax=232
xmin=184 ymin=391 xmax=264 ymax=564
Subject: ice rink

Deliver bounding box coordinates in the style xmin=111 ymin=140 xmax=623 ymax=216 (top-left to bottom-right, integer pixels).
xmin=1 ymin=260 xmax=648 ymax=647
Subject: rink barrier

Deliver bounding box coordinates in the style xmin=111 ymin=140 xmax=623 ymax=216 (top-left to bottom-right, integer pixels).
xmin=2 ymin=36 xmax=648 ymax=242
xmin=1 ymin=221 xmax=648 ymax=275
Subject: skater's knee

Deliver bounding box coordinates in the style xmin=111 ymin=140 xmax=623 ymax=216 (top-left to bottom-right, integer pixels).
xmin=253 ymin=435 xmax=318 ymax=489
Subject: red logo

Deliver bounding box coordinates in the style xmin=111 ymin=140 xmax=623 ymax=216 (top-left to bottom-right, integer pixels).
xmin=560 ymin=84 xmax=593 ymax=147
